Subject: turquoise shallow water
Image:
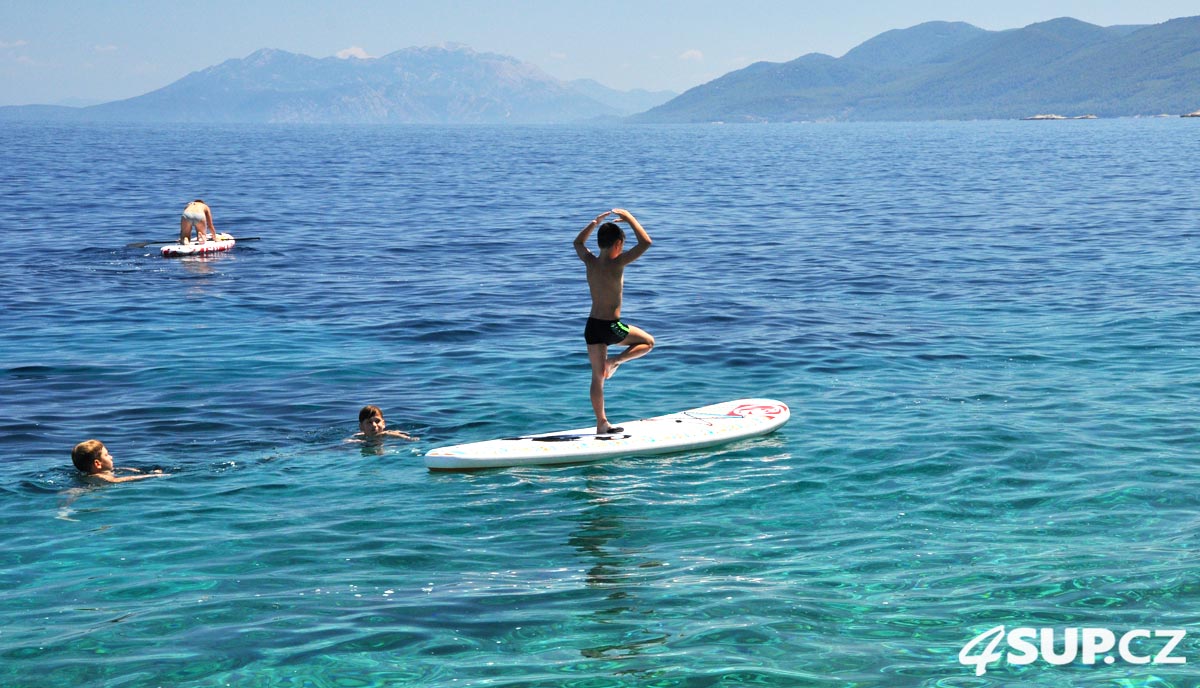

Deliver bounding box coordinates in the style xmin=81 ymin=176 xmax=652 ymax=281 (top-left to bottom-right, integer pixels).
xmin=2 ymin=119 xmax=1200 ymax=686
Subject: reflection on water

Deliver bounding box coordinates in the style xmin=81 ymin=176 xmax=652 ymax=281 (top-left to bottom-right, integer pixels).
xmin=172 ymin=251 xmax=237 ymax=301
xmin=6 ymin=120 xmax=1200 ymax=686
xmin=179 ymin=252 xmax=232 ymax=272
xmin=569 ymin=471 xmax=670 ymax=662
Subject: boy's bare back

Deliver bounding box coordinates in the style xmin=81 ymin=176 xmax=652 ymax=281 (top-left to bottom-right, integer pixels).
xmin=583 ymin=254 xmax=627 ymax=320
xmin=574 ymin=208 xmax=652 ymax=317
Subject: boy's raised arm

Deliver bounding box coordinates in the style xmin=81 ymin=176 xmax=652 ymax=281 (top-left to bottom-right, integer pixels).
xmin=612 ymin=208 xmax=652 ymax=264
xmin=574 ymin=210 xmax=611 ymax=261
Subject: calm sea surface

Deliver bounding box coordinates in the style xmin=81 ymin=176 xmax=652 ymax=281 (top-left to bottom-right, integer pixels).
xmin=1 ymin=119 xmax=1199 ymax=687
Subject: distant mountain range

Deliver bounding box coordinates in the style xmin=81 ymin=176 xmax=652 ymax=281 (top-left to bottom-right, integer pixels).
xmin=0 ymin=44 xmax=675 ymax=124
xmin=637 ymin=16 xmax=1200 ymax=122
xmin=567 ymin=79 xmax=678 ymax=117
xmin=3 ymin=16 xmax=1198 ymax=124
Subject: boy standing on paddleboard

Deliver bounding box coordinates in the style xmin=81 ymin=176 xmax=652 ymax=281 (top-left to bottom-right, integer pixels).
xmin=574 ymin=208 xmax=655 ymax=435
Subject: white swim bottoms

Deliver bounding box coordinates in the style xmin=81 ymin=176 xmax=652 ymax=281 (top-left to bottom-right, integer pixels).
xmin=182 ymin=205 xmax=207 ymax=225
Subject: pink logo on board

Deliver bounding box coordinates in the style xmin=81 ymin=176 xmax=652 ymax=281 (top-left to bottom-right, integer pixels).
xmin=728 ymin=403 xmax=787 ymax=419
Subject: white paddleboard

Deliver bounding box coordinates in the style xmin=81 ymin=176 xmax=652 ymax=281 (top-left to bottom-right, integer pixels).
xmin=425 ymin=398 xmax=789 ymax=470
xmin=161 ymin=237 xmax=236 ymax=257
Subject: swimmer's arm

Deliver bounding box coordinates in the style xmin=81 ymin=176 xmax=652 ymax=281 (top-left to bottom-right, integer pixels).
xmin=92 ymin=471 xmax=167 ymax=483
xmin=116 ymin=466 xmax=167 ymax=474
xmin=612 ymin=208 xmax=651 ymax=264
xmin=113 ymin=473 xmax=168 ymax=482
xmin=574 ymin=211 xmax=611 ymax=262
xmin=205 ymin=207 xmax=217 ymax=240
xmin=117 ymin=466 xmax=165 ymax=476
xmin=383 ymin=430 xmax=418 ymax=440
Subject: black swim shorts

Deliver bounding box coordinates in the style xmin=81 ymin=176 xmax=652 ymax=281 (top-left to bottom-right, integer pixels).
xmin=584 ymin=317 xmax=630 ymax=346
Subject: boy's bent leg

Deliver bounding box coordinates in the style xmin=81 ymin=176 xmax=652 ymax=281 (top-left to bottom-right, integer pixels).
xmin=179 ymin=218 xmax=191 ymax=245
xmin=606 ymin=326 xmax=655 ymax=379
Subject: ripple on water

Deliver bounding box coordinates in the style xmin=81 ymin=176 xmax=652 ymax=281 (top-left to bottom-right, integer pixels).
xmin=2 ymin=121 xmax=1200 ymax=686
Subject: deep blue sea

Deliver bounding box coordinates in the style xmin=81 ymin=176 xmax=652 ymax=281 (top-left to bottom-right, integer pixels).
xmin=2 ymin=118 xmax=1199 ymax=687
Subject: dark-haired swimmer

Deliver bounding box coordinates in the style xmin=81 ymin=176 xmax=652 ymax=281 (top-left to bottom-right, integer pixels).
xmin=349 ymin=405 xmax=417 ymax=441
xmin=573 ymin=208 xmax=655 ymax=435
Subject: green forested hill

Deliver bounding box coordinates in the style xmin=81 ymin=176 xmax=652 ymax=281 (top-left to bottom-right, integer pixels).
xmin=637 ymin=16 xmax=1200 ymax=122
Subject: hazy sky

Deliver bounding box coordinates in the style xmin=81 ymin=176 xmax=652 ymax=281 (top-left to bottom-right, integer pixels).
xmin=2 ymin=0 xmax=1197 ymax=106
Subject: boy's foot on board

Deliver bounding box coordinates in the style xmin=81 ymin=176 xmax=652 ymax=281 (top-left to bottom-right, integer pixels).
xmin=597 ymin=425 xmax=624 ymax=435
